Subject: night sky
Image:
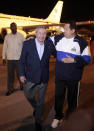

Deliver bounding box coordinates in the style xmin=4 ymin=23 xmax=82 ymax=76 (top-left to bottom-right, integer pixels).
xmin=0 ymin=0 xmax=94 ymax=22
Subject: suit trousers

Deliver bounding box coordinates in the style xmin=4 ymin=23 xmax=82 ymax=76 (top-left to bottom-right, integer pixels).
xmin=7 ymin=60 xmax=20 ymax=91
xmin=24 ymin=81 xmax=47 ymax=124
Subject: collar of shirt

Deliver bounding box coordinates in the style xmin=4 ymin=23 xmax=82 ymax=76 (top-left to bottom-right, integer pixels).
xmin=10 ymin=32 xmax=18 ymax=36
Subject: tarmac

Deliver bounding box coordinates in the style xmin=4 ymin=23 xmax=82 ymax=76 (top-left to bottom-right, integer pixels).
xmin=0 ymin=58 xmax=94 ymax=131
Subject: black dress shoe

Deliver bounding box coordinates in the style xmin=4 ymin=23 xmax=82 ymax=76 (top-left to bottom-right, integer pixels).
xmin=5 ymin=90 xmax=14 ymax=96
xmin=35 ymin=122 xmax=42 ymax=131
xmin=20 ymin=85 xmax=23 ymax=90
xmin=33 ymin=110 xmax=35 ymax=117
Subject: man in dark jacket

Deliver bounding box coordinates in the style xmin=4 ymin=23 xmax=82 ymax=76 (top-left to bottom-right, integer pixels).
xmin=19 ymin=26 xmax=56 ymax=131
xmin=50 ymin=21 xmax=91 ymax=128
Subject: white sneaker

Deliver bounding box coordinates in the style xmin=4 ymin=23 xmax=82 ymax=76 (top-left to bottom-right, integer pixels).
xmin=51 ymin=119 xmax=62 ymax=128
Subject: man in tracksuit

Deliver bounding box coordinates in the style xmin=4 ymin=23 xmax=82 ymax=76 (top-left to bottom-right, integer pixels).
xmin=50 ymin=21 xmax=91 ymax=128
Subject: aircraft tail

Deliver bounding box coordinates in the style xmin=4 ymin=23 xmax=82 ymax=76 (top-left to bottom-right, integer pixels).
xmin=45 ymin=1 xmax=63 ymax=24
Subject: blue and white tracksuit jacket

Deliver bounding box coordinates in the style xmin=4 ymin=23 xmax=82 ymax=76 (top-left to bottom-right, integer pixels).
xmin=50 ymin=35 xmax=91 ymax=82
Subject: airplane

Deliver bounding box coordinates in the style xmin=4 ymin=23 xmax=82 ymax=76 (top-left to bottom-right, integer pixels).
xmin=0 ymin=0 xmax=94 ymax=39
xmin=0 ymin=1 xmax=63 ymax=38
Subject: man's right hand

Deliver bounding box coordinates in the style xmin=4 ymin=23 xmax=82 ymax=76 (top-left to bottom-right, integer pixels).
xmin=20 ymin=76 xmax=26 ymax=84
xmin=3 ymin=59 xmax=6 ymax=65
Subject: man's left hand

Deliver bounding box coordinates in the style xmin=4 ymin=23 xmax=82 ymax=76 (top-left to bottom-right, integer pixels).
xmin=62 ymin=55 xmax=75 ymax=63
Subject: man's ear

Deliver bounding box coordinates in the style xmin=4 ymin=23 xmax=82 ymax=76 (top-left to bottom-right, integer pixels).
xmin=72 ymin=29 xmax=75 ymax=34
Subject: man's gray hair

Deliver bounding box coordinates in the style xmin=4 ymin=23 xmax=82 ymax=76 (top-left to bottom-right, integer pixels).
xmin=36 ymin=25 xmax=46 ymax=33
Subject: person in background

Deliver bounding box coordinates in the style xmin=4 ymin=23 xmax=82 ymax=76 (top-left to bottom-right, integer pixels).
xmin=90 ymin=35 xmax=94 ymax=63
xmin=0 ymin=28 xmax=7 ymax=44
xmin=2 ymin=22 xmax=24 ymax=96
xmin=19 ymin=26 xmax=56 ymax=131
xmin=50 ymin=21 xmax=91 ymax=128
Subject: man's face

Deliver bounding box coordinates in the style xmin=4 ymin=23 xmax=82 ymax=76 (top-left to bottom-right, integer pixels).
xmin=63 ymin=24 xmax=75 ymax=38
xmin=10 ymin=23 xmax=17 ymax=34
xmin=36 ymin=28 xmax=46 ymax=44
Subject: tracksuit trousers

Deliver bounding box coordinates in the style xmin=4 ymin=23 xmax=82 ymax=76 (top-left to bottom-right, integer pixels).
xmin=54 ymin=80 xmax=80 ymax=120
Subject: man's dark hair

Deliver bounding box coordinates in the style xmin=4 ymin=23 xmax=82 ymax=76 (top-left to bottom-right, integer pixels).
xmin=10 ymin=22 xmax=17 ymax=27
xmin=66 ymin=21 xmax=77 ymax=30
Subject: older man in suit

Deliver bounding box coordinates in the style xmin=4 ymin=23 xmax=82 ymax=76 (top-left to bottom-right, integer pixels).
xmin=19 ymin=26 xmax=56 ymax=131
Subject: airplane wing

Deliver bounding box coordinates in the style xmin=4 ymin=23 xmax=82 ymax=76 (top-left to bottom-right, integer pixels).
xmin=21 ymin=23 xmax=64 ymax=33
xmin=76 ymin=21 xmax=94 ymax=36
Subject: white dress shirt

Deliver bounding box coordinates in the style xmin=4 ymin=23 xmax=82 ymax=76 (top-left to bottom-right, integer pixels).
xmin=35 ymin=38 xmax=44 ymax=60
xmin=2 ymin=32 xmax=24 ymax=60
